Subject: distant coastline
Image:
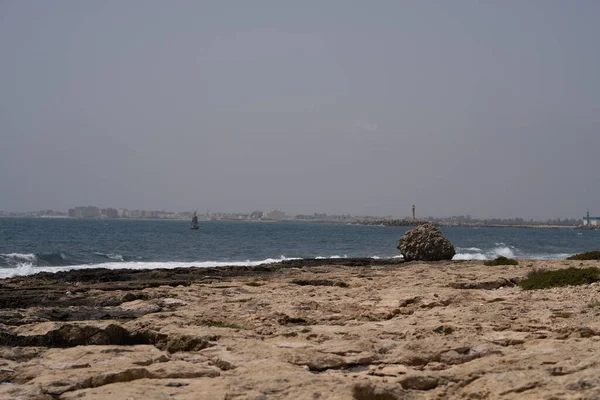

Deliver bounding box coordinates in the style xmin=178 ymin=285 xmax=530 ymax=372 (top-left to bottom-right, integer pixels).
xmin=0 ymin=208 xmax=591 ymax=229
xmin=355 ymin=218 xmax=595 ymax=230
xmin=2 ymin=215 xmax=596 ymax=229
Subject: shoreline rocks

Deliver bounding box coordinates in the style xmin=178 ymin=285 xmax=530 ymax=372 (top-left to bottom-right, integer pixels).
xmin=1 ymin=260 xmax=600 ymax=399
xmin=397 ymin=223 xmax=456 ymax=261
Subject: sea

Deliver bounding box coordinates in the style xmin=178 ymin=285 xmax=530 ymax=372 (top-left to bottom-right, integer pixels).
xmin=0 ymin=218 xmax=598 ymax=279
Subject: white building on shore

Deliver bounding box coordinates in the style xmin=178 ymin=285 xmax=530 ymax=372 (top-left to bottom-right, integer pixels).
xmin=582 ymin=213 xmax=600 ymax=226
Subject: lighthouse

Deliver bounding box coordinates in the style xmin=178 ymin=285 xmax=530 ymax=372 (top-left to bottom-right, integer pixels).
xmin=587 ymin=210 xmax=590 ymax=226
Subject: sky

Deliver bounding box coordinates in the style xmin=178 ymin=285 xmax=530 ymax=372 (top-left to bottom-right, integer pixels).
xmin=1 ymin=1 xmax=599 ymax=219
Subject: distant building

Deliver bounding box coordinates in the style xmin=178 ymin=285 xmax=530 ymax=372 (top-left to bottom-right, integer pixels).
xmin=68 ymin=206 xmax=100 ymax=218
xmin=582 ymin=216 xmax=600 ymax=226
xmin=264 ymin=210 xmax=286 ymax=220
xmin=101 ymin=208 xmax=119 ymax=219
xmin=130 ymin=210 xmax=142 ymax=218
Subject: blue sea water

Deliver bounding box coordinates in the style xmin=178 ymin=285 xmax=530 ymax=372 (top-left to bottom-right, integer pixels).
xmin=0 ymin=218 xmax=598 ymax=278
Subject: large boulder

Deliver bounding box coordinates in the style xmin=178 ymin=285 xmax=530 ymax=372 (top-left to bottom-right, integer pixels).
xmin=397 ymin=223 xmax=455 ymax=261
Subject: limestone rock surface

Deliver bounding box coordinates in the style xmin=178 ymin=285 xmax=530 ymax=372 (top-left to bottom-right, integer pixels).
xmin=0 ymin=259 xmax=599 ymax=399
xmin=398 ymin=223 xmax=456 ymax=261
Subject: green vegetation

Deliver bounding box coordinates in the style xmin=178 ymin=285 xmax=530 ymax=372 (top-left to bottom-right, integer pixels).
xmin=484 ymin=256 xmax=519 ymax=266
xmin=519 ymin=267 xmax=600 ymax=290
xmin=204 ymin=320 xmax=245 ymax=330
xmin=246 ymin=281 xmax=264 ymax=287
xmin=567 ymin=251 xmax=600 ymax=260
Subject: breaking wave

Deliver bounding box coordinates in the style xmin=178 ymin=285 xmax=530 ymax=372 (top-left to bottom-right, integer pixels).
xmin=453 ymin=244 xmax=569 ymax=261
xmin=93 ymin=252 xmax=128 ymax=262
xmin=0 ymin=253 xmax=36 ymax=262
xmin=460 ymin=247 xmax=482 ymax=252
xmin=0 ymin=252 xmax=78 ymax=267
xmin=0 ymin=256 xmax=303 ymax=279
xmin=0 ymin=251 xmax=133 ymax=268
xmin=0 ymin=244 xmax=574 ymax=279
xmin=0 ymin=252 xmax=77 ymax=267
xmin=454 ymin=244 xmax=516 ymax=260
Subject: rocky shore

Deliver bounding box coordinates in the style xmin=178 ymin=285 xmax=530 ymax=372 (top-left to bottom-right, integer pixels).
xmin=1 ymin=258 xmax=599 ymax=399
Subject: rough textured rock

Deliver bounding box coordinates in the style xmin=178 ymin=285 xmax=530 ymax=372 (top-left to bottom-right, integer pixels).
xmin=353 ymin=381 xmax=410 ymax=400
xmin=0 ymin=259 xmax=600 ymax=399
xmin=397 ymin=223 xmax=456 ymax=261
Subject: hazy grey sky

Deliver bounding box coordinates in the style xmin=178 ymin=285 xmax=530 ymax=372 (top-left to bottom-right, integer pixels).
xmin=1 ymin=1 xmax=599 ymax=219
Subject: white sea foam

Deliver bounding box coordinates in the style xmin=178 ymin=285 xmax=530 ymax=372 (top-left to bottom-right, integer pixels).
xmin=0 ymin=249 xmax=573 ymax=279
xmin=0 ymin=256 xmax=302 ymax=279
xmin=315 ymin=255 xmax=347 ymax=259
xmin=493 ymin=245 xmax=516 ymax=258
xmin=457 ymin=247 xmax=482 ymax=252
xmin=0 ymin=253 xmax=38 ymax=271
xmin=453 ymin=244 xmax=515 ymax=260
xmin=94 ymin=252 xmax=125 ymax=261
xmin=453 ymin=253 xmax=488 ymax=260
xmin=2 ymin=263 xmax=38 ymax=277
xmin=453 ymin=243 xmax=571 ymax=261
xmin=0 ymin=253 xmax=37 ymax=261
xmin=527 ymin=253 xmax=571 ymax=260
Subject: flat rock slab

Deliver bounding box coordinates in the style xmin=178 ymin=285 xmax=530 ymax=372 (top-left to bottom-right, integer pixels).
xmin=0 ymin=260 xmax=599 ymax=399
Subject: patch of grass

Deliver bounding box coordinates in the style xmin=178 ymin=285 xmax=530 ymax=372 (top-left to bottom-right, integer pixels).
xmin=204 ymin=320 xmax=245 ymax=330
xmin=519 ymin=267 xmax=600 ymax=290
xmin=567 ymin=251 xmax=600 ymax=260
xmin=484 ymin=256 xmax=519 ymax=266
xmin=246 ymin=281 xmax=263 ymax=287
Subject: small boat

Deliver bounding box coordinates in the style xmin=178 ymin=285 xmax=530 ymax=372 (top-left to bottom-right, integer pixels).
xmin=190 ymin=211 xmax=199 ymax=230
